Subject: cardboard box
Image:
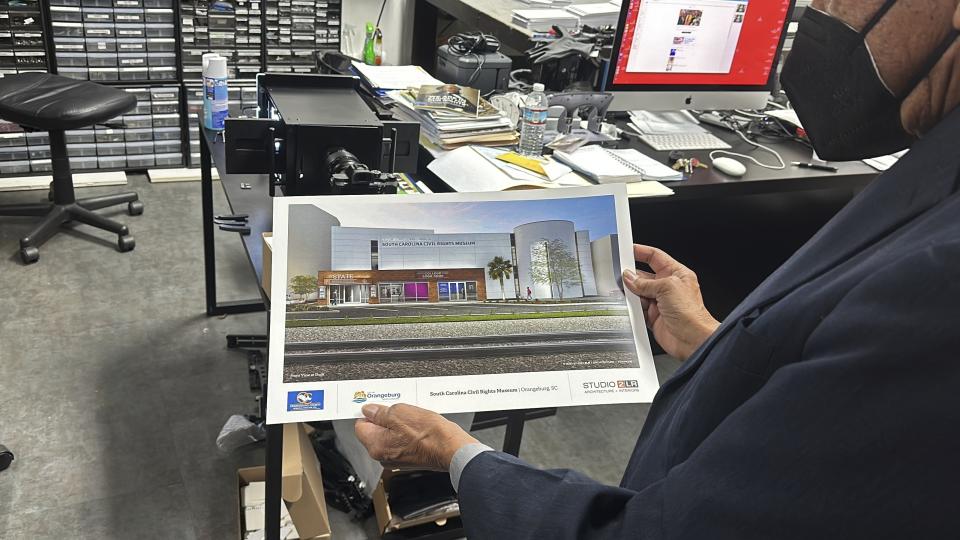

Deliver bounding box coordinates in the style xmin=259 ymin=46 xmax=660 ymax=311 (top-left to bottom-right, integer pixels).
xmin=237 ymin=466 xmax=266 ymax=538
xmin=372 ymin=469 xmax=463 ymax=538
xmin=236 ymin=423 xmax=331 ymax=540
xmin=282 ymin=423 xmax=332 ymax=539
xmin=261 ymin=232 xmax=273 ymax=300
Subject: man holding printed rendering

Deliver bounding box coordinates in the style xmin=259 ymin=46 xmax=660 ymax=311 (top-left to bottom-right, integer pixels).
xmin=356 ymin=0 xmax=960 ymax=537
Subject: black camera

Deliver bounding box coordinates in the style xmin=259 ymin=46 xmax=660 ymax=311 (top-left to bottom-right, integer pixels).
xmin=224 ymin=74 xmax=420 ymax=196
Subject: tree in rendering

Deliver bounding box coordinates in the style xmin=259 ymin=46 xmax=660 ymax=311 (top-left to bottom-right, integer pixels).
xmin=289 ymin=274 xmax=317 ymax=303
xmin=487 ymin=256 xmax=514 ymax=301
xmin=529 ymin=239 xmax=581 ymax=300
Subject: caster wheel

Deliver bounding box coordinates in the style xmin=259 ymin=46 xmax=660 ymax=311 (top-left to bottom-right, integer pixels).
xmin=0 ymin=445 xmax=12 ymax=472
xmin=128 ymin=200 xmax=144 ymax=216
xmin=20 ymin=246 xmax=39 ymax=264
xmin=118 ymin=234 xmax=135 ymax=252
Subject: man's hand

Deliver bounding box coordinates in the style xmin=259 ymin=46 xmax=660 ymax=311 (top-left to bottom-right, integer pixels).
xmin=623 ymin=244 xmax=720 ymax=361
xmin=355 ymin=403 xmax=479 ymax=470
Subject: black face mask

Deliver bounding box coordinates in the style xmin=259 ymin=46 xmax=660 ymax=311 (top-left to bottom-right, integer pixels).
xmin=781 ymin=2 xmax=959 ymax=161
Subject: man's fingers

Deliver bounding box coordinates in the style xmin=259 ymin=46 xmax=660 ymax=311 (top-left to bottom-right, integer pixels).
xmin=624 ymin=272 xmax=674 ymax=299
xmin=361 ymin=403 xmax=390 ymax=426
xmin=633 ymin=244 xmax=681 ymax=274
xmin=355 ymin=419 xmax=389 ymax=459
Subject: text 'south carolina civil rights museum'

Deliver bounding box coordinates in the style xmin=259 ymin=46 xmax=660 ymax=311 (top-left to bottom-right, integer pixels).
xmin=286 ymin=206 xmax=623 ymax=305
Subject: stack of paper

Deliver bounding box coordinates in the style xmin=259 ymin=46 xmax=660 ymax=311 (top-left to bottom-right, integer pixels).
xmin=388 ymin=87 xmax=519 ymax=150
xmin=350 ymin=62 xmax=443 ymax=93
xmin=565 ymin=3 xmax=621 ymax=27
xmin=428 ymin=146 xmax=591 ymax=192
xmin=512 ymin=8 xmax=580 ymax=32
xmin=518 ymin=0 xmax=574 ymax=6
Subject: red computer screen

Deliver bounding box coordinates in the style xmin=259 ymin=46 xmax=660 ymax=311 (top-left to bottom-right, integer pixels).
xmin=612 ymin=0 xmax=793 ymax=87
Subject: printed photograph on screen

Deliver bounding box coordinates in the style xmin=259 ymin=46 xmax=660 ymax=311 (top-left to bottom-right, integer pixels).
xmin=281 ymin=195 xmax=637 ymax=384
xmin=677 ymin=9 xmax=702 ymax=26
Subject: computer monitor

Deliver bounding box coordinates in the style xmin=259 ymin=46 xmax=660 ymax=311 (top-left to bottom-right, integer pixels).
xmin=604 ymin=0 xmax=796 ymax=111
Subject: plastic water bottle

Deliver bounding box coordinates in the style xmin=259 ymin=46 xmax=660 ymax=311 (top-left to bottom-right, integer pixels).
xmin=518 ymin=83 xmax=549 ymax=157
xmin=203 ymin=56 xmax=229 ymax=131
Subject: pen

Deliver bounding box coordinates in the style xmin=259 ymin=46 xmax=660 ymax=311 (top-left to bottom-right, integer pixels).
xmin=793 ymin=162 xmax=838 ymax=172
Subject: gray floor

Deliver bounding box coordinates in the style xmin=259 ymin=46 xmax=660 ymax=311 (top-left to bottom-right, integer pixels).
xmin=0 ymin=174 xmax=679 ymax=539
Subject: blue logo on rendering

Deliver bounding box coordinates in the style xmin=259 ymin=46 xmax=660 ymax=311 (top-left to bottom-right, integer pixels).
xmin=287 ymin=390 xmax=325 ymax=412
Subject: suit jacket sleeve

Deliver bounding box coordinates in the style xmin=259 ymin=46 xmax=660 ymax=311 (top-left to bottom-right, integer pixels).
xmin=458 ymin=241 xmax=960 ymax=540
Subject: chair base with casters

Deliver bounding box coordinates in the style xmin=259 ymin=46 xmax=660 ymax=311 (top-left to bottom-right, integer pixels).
xmin=0 ymin=74 xmax=143 ymax=264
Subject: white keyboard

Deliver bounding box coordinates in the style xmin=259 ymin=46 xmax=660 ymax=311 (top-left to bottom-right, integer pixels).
xmin=638 ymin=132 xmax=732 ymax=151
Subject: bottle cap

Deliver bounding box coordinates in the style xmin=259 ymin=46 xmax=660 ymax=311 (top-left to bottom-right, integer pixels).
xmin=202 ymin=53 xmax=220 ymax=73
xmin=532 ymin=83 xmax=545 ymax=92
xmin=206 ymin=56 xmax=228 ymax=79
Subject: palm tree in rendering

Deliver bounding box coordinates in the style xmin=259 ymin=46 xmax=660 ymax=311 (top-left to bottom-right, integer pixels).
xmin=487 ymin=256 xmax=514 ymax=301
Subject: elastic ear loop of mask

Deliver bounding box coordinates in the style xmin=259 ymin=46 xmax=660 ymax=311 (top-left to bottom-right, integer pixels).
xmin=901 ymin=29 xmax=960 ymax=98
xmin=861 ymin=0 xmax=959 ymax=98
xmin=860 ymin=0 xmax=899 ymax=36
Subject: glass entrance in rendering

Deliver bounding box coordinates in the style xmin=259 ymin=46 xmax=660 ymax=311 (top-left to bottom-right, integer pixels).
xmin=439 ymin=281 xmax=478 ymax=302
xmin=378 ymin=282 xmax=429 ymax=303
xmin=328 ymin=284 xmax=368 ymax=304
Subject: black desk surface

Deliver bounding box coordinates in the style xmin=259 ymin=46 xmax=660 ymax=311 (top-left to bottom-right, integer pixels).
xmin=205 ymin=128 xmax=271 ymax=284
xmin=608 ymin=120 xmax=877 ymax=201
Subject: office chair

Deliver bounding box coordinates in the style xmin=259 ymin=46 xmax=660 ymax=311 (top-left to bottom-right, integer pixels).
xmin=0 ymin=73 xmax=143 ymax=264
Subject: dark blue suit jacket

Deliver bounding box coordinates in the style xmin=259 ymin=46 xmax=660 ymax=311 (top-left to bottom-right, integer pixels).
xmin=458 ymin=108 xmax=960 ymax=539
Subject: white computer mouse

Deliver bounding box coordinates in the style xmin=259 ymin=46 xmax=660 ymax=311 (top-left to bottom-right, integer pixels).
xmin=712 ymin=157 xmax=747 ymax=177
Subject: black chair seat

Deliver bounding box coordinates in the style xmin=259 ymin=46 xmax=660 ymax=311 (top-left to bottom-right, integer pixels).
xmin=0 ymin=73 xmax=136 ymax=131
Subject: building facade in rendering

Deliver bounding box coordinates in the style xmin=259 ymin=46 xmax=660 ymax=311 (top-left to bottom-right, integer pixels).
xmin=287 ymin=206 xmax=621 ymax=305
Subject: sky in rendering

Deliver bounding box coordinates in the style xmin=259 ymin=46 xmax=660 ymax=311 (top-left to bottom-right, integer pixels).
xmin=308 ymin=195 xmax=620 ymax=241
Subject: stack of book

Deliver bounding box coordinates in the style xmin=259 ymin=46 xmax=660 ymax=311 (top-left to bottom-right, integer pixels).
xmin=389 ymin=84 xmax=519 ymax=150
xmin=517 ymin=0 xmax=573 ymax=6
xmin=511 ymin=9 xmax=581 ymax=32
xmin=565 ymin=3 xmax=621 ymax=27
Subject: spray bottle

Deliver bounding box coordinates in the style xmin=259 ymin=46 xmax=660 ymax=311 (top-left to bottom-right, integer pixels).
xmin=201 ymin=53 xmax=220 ymax=126
xmin=203 ymin=56 xmax=229 ymax=131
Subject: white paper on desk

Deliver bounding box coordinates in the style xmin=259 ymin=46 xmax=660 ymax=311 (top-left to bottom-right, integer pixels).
xmin=766 ymin=108 xmax=804 ymax=129
xmin=863 ymin=150 xmax=908 ymax=171
xmin=628 ymin=110 xmax=706 ymax=135
xmin=351 ymin=61 xmax=443 ymax=90
xmin=265 ymin=186 xmax=658 ymax=423
xmin=471 ymin=145 xmax=573 ymax=183
xmin=429 ymin=146 xmax=590 ymax=191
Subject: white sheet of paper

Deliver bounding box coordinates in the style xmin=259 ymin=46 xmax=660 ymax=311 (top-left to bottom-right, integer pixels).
xmin=266 ymin=186 xmax=658 ymax=423
xmin=428 ymin=146 xmax=591 ymax=191
xmin=351 ymin=62 xmax=443 ymax=90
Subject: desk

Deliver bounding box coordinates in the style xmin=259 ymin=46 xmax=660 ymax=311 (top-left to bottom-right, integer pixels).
xmin=406 ymin=118 xmax=878 ymax=318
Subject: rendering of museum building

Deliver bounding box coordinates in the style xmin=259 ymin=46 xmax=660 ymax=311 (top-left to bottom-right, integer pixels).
xmin=285 ymin=206 xmax=622 ymax=305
